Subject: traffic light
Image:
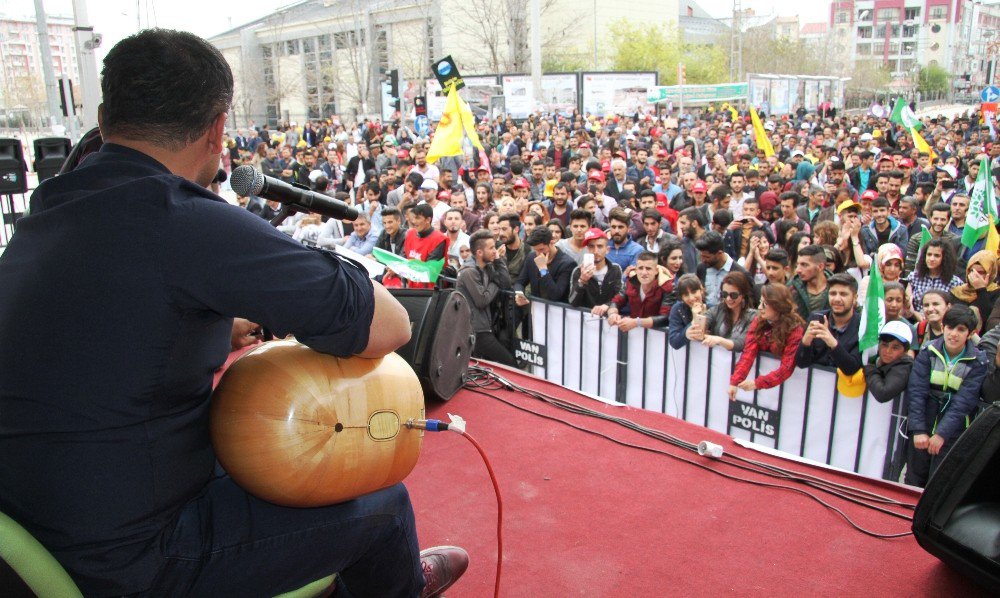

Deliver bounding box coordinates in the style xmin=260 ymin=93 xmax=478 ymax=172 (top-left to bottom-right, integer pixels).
xmin=387 ymin=69 xmax=399 ymax=98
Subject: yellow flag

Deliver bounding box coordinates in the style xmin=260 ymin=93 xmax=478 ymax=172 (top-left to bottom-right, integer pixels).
xmin=427 ymin=84 xmax=484 ymax=164
xmin=910 ymin=127 xmax=937 ymax=161
xmin=987 ymin=214 xmax=1000 ymax=256
xmin=750 ymin=106 xmax=774 ymax=158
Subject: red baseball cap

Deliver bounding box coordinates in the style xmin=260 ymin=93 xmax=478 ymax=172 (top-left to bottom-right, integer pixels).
xmin=899 ymin=158 xmax=914 ymax=168
xmin=656 ymin=149 xmax=669 ymax=158
xmin=587 ymin=171 xmax=606 ymax=182
xmin=583 ymin=228 xmax=607 ymax=245
xmin=601 ymin=159 xmax=611 ymax=172
xmin=513 ymin=178 xmax=530 ymax=189
xmin=691 ymin=180 xmax=708 ymax=193
xmin=437 ymin=190 xmax=452 ymax=201
xmin=580 ymin=142 xmax=591 ymax=149
xmin=477 ymin=163 xmax=491 ymax=172
xmin=861 ymin=189 xmax=879 ymax=201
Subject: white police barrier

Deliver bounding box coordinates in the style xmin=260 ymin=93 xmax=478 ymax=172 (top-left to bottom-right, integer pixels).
xmin=529 ymin=300 xmax=904 ymax=480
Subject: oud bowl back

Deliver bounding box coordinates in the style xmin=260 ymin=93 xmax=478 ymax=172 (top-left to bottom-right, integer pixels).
xmin=210 ymin=341 xmax=424 ymax=507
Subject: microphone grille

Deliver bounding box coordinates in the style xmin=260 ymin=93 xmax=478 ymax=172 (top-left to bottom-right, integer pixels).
xmin=230 ymin=165 xmax=263 ymax=197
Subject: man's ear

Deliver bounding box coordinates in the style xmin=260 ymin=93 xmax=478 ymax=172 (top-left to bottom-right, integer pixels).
xmin=207 ymin=112 xmax=227 ymax=154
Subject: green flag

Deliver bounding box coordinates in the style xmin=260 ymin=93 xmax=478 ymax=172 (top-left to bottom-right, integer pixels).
xmin=962 ymin=156 xmax=998 ymax=250
xmin=858 ymin=256 xmax=885 ymax=354
xmin=889 ymin=97 xmax=922 ymax=131
xmin=371 ymin=247 xmax=445 ymax=283
xmin=918 ymin=224 xmax=932 ymax=252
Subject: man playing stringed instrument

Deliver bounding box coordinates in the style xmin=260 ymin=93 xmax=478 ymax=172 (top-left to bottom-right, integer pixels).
xmin=0 ymin=29 xmax=467 ymax=597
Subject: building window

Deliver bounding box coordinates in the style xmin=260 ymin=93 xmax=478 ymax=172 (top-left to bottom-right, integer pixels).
xmin=929 ymin=6 xmax=947 ymax=20
xmin=857 ymin=26 xmax=872 ymax=39
xmin=333 ymin=30 xmax=363 ymax=49
xmin=876 ymin=8 xmax=898 ymax=21
xmin=890 ymin=25 xmax=900 ymax=37
xmin=857 ymin=43 xmax=872 ymax=55
xmin=904 ymin=8 xmax=920 ymax=21
xmin=835 ymin=11 xmax=849 ymax=24
xmin=858 ymin=10 xmax=872 ymax=21
xmin=902 ymin=24 xmax=918 ymax=37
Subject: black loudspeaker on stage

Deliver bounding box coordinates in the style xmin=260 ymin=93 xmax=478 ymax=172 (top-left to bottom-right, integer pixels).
xmin=389 ymin=288 xmax=474 ymax=402
xmin=0 ymin=138 xmax=27 ymax=195
xmin=913 ymin=404 xmax=1000 ymax=592
xmin=32 ymin=137 xmax=72 ymax=184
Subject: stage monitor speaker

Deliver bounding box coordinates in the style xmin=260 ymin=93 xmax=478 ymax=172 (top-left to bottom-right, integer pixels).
xmin=913 ymin=404 xmax=1000 ymax=592
xmin=0 ymin=138 xmax=27 ymax=194
xmin=32 ymin=137 xmax=72 ymax=184
xmin=389 ymin=288 xmax=474 ymax=402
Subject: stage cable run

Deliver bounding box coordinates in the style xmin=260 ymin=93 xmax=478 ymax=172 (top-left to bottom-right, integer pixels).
xmin=463 ymin=365 xmax=914 ymax=540
xmin=407 ymin=416 xmax=503 ymax=598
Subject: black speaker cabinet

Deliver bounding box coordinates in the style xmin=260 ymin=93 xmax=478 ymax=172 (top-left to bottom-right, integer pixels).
xmin=389 ymin=288 xmax=474 ymax=402
xmin=913 ymin=404 xmax=1000 ymax=592
xmin=32 ymin=137 xmax=72 ymax=183
xmin=0 ymin=138 xmax=27 ymax=194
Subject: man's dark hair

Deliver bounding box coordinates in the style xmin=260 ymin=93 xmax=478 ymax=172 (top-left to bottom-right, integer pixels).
xmin=798 ymin=243 xmax=826 ymax=263
xmin=636 ymin=250 xmax=657 ymax=263
xmin=405 ymin=171 xmax=425 ymax=189
xmin=510 ymin=158 xmax=525 ymax=176
xmin=641 ymin=207 xmax=661 ymax=223
xmin=916 ymin=182 xmax=935 ymax=197
xmin=929 ymin=202 xmax=951 ymax=218
xmin=569 ymin=208 xmax=592 ymax=225
xmin=638 ymin=189 xmax=657 ymax=201
xmin=554 ymin=182 xmax=570 ymax=195
xmin=559 ymin=171 xmax=577 ymax=183
xmin=679 ymin=205 xmax=708 ymax=228
xmin=608 ymin=207 xmax=631 ymax=226
xmin=859 ymin=151 xmax=874 ymax=161
xmin=411 ymin=203 xmax=433 ymax=219
xmin=498 ymin=212 xmax=521 ymax=229
xmin=943 ymin=303 xmax=978 ymax=331
xmin=728 ymin=171 xmax=745 ymax=183
xmin=694 ymin=230 xmax=724 ymax=253
xmin=778 ymin=191 xmax=801 ymax=206
xmin=381 ymin=206 xmax=401 ymax=219
xmin=871 ymin=197 xmax=890 ymax=209
xmin=526 ymin=226 xmax=553 ymax=246
xmin=886 ymin=170 xmax=904 ymax=181
xmin=709 ymin=184 xmax=732 ymax=202
xmin=712 ymin=208 xmax=733 ymax=229
xmin=829 ymin=160 xmax=846 ymax=172
xmin=469 ymin=229 xmax=495 ymax=255
xmin=827 ymin=272 xmax=858 ymax=294
xmin=764 ymin=247 xmax=789 ymax=266
xmin=101 ymin=29 xmax=234 ymax=148
xmin=444 ymin=208 xmax=464 ymax=219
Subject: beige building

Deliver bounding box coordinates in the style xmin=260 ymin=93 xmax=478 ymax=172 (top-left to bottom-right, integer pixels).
xmin=208 ymin=0 xmax=677 ymax=125
xmin=0 ymin=13 xmax=79 ymax=121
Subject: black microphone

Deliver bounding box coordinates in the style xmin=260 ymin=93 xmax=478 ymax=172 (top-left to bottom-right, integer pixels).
xmin=230 ymin=165 xmax=359 ymax=221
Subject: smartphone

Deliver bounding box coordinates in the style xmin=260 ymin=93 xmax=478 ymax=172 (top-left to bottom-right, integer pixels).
xmin=583 ymin=253 xmax=595 ymax=267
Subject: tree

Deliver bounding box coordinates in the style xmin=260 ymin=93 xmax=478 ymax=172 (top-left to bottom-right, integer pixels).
xmin=608 ymin=20 xmax=728 ymax=85
xmin=917 ymin=64 xmax=950 ymax=94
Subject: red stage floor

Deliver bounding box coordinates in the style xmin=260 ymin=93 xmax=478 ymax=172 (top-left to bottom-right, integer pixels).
xmin=405 ymin=361 xmax=987 ymax=597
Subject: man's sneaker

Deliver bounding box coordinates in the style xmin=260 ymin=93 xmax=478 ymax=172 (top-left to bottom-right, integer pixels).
xmin=419 ymin=545 xmax=469 ymax=598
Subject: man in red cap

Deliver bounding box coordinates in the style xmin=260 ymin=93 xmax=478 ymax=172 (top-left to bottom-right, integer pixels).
xmin=568 ymin=228 xmax=623 ymax=309
xmin=512 ymin=177 xmax=531 ymax=206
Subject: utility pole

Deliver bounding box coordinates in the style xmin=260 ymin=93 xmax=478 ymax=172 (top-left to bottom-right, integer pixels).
xmin=730 ymin=0 xmax=743 ymax=82
xmin=530 ymin=0 xmax=543 ymax=110
xmin=33 ymin=0 xmax=64 ymax=131
xmin=72 ymin=0 xmax=100 ymax=132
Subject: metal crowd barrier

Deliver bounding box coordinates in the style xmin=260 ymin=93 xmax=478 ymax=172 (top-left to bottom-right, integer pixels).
xmin=523 ymin=297 xmax=907 ymax=481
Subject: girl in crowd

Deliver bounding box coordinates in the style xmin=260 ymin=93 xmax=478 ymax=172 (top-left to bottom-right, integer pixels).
xmin=527 ymin=201 xmax=550 ymax=224
xmin=472 ymin=183 xmax=494 ymax=218
xmin=912 ymin=289 xmax=981 ymax=349
xmin=774 ymin=220 xmax=801 ymax=249
xmin=784 ymin=231 xmax=813 ymax=270
xmin=668 ymin=274 xmax=707 ymax=349
xmin=690 ymin=271 xmax=757 ymax=352
xmin=811 ymin=220 xmax=839 ymax=248
xmin=950 ymin=250 xmax=1000 ymax=335
xmin=883 ymin=281 xmax=916 ymax=337
xmin=728 ymin=284 xmax=806 ymax=400
xmin=909 ymin=238 xmax=963 ymax=312
xmin=657 ymin=240 xmax=685 ymax=280
xmin=740 ymin=230 xmax=771 ymax=286
xmin=522 ymin=212 xmax=542 ymax=238
xmin=482 ymin=211 xmax=500 ymax=238
xmin=546 ymin=219 xmax=565 ymax=242
xmin=858 ymin=244 xmax=906 ymax=306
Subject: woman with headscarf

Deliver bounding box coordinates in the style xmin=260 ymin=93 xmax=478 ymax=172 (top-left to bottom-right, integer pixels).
xmin=950 ymin=250 xmax=1000 ymax=335
xmin=794 ymin=159 xmax=816 ymax=183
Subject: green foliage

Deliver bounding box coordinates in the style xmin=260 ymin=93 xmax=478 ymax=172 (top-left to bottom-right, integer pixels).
xmin=608 ymin=20 xmax=727 ymax=84
xmin=846 ymin=59 xmax=893 ymax=92
xmin=917 ymin=65 xmax=950 ymax=94
xmin=542 ymin=52 xmax=589 ymax=74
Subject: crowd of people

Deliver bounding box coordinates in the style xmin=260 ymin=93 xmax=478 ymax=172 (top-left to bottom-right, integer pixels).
xmin=229 ymin=101 xmax=1000 ymax=487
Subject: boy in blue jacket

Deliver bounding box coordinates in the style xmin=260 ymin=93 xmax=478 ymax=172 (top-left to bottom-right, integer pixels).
xmin=905 ymin=304 xmax=989 ymax=488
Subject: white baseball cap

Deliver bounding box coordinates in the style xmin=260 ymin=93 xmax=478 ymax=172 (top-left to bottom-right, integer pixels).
xmin=879 ymin=320 xmax=913 ymax=345
xmin=420 ymin=179 xmax=439 ymax=191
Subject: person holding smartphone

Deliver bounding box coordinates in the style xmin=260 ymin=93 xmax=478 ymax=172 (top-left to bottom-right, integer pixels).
xmin=568 ymin=228 xmax=622 ymax=309
xmin=795 ymin=273 xmax=864 ymax=375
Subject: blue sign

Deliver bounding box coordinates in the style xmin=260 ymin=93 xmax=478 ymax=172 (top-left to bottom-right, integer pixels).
xmin=981 ymin=86 xmax=1000 ymax=103
xmin=414 ymin=115 xmax=430 ymax=137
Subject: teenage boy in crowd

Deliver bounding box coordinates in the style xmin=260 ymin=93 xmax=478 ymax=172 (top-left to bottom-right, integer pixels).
xmin=568 ymin=228 xmax=623 ymax=309
xmin=905 ymin=305 xmax=989 ymax=487
xmin=862 ymin=320 xmax=915 ymax=403
xmin=514 ymin=226 xmax=576 ymax=305
xmin=788 ymin=244 xmax=830 ymax=320
xmin=456 ymin=230 xmax=517 ymax=367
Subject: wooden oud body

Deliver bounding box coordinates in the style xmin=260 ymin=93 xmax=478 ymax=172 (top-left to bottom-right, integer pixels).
xmin=210 ymin=340 xmax=425 ymax=507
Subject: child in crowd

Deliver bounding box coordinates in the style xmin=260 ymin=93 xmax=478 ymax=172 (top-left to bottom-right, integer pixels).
xmin=861 ymin=321 xmax=915 ymax=403
xmin=667 ymin=274 xmax=707 ymax=349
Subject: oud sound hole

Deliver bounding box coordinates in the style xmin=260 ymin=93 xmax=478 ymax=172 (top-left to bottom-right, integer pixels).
xmin=334 ymin=423 xmax=344 ymax=432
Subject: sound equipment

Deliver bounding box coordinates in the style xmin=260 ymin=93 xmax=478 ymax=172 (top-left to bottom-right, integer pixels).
xmin=32 ymin=137 xmax=72 ymax=184
xmin=913 ymin=404 xmax=1000 ymax=592
xmin=0 ymin=138 xmax=27 ymax=195
xmin=390 ymin=288 xmax=474 ymax=402
xmin=211 ymin=341 xmax=424 ymax=507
